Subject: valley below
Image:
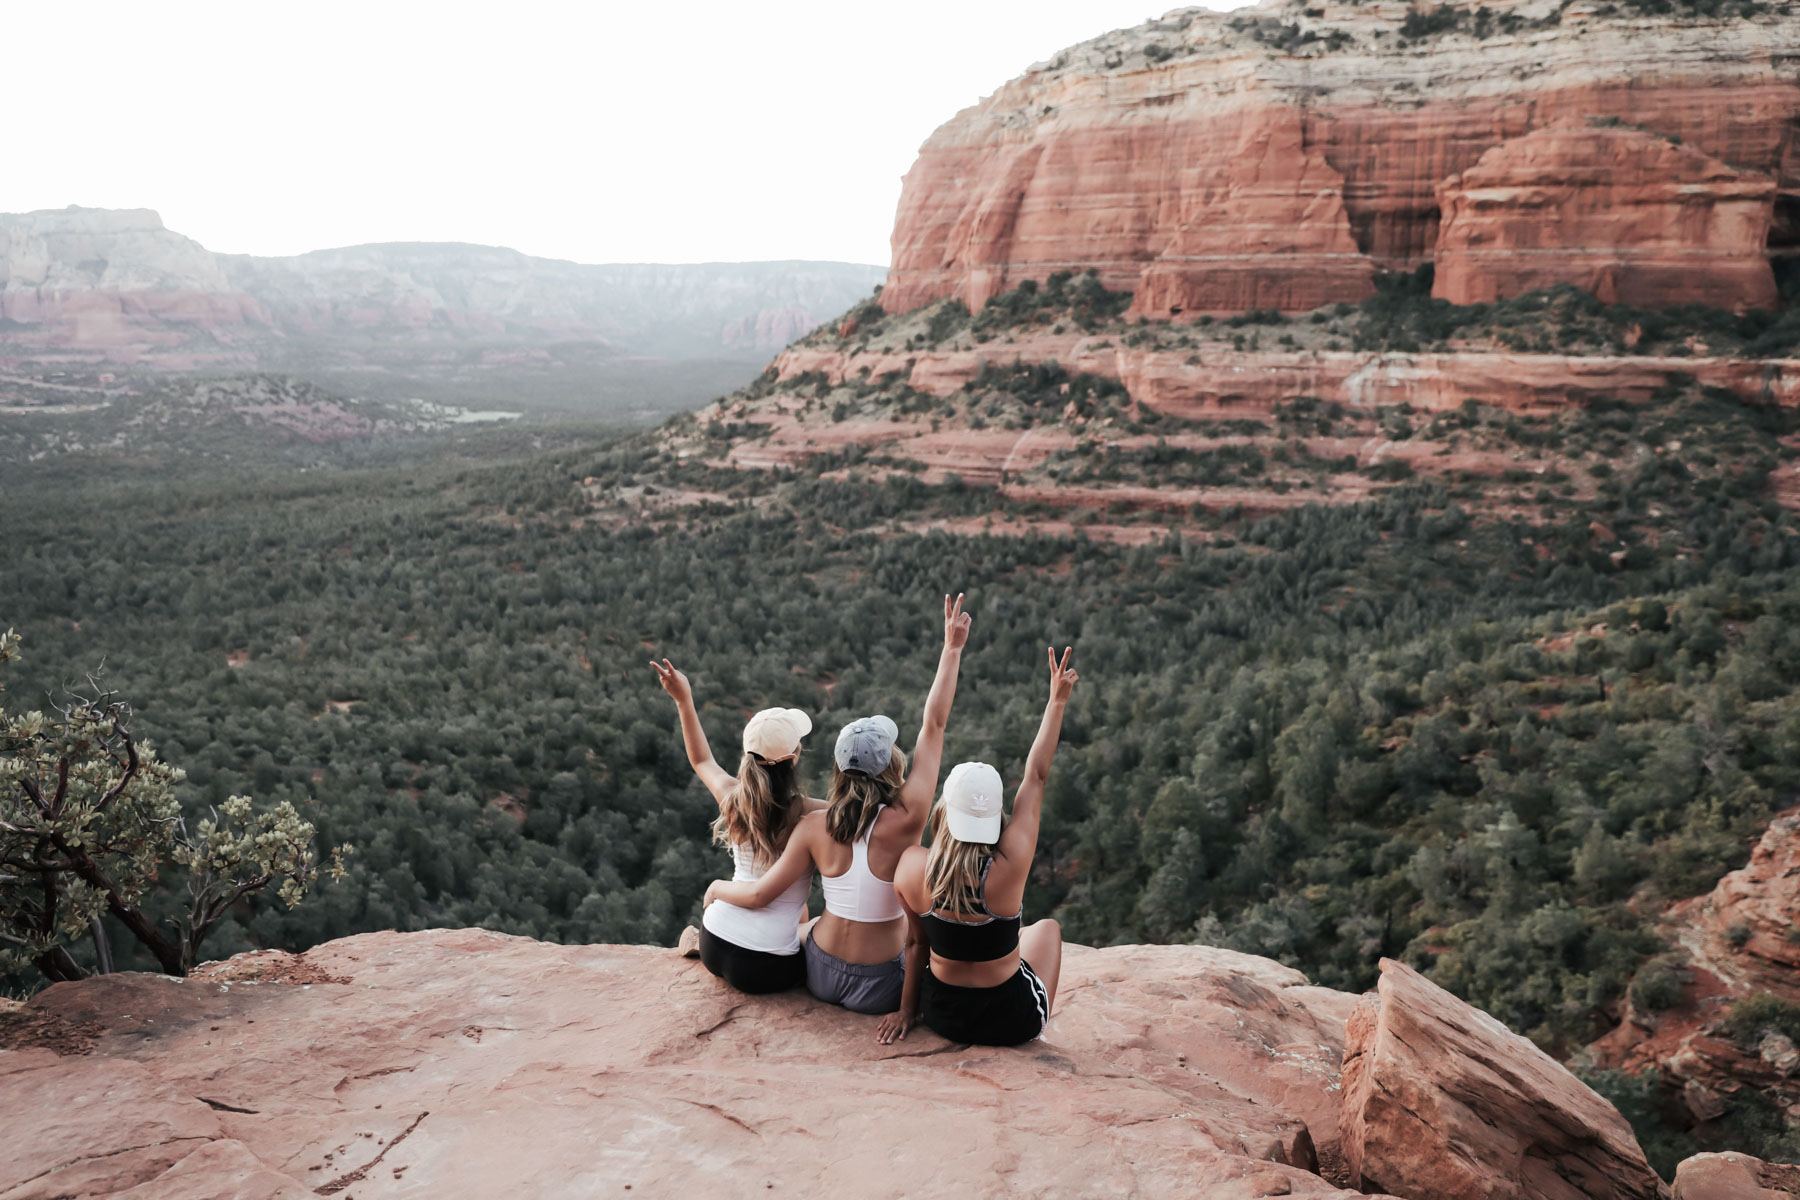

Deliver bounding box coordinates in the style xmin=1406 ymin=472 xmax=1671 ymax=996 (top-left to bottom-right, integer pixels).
xmin=6 ymin=0 xmax=1800 ymax=1193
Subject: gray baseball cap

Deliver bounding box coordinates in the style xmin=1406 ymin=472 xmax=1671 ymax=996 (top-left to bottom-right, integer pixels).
xmin=834 ymin=715 xmax=899 ymax=774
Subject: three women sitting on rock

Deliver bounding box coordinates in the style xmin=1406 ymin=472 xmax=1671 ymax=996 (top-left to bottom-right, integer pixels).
xmin=651 ymin=595 xmax=1075 ymax=1046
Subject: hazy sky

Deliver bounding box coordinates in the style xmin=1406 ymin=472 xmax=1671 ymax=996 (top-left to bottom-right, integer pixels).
xmin=8 ymin=1 xmax=1237 ymax=268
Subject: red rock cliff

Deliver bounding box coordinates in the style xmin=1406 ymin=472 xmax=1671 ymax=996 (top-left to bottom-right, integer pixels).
xmin=883 ymin=0 xmax=1800 ymax=317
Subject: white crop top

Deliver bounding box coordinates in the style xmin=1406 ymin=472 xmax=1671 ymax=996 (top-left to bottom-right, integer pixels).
xmin=820 ymin=805 xmax=905 ymax=923
xmin=701 ymin=841 xmax=810 ymax=955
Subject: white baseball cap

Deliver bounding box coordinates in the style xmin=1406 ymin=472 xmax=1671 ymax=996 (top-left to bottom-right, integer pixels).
xmin=742 ymin=708 xmax=812 ymax=762
xmin=941 ymin=761 xmax=1005 ymax=844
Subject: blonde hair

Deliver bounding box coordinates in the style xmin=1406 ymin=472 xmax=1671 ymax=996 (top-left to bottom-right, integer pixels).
xmin=925 ymin=801 xmax=1002 ymax=914
xmin=713 ymin=754 xmax=804 ymax=865
xmin=826 ymin=746 xmax=908 ymax=844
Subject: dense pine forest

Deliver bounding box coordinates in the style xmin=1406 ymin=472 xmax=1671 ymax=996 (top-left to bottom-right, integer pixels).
xmin=3 ymin=371 xmax=1799 ymax=1161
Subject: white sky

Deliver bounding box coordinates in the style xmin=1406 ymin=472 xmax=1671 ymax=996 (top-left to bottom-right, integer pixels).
xmin=6 ymin=1 xmax=1239 ymax=268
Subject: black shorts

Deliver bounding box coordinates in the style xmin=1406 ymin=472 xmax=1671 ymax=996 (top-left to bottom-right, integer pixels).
xmin=698 ymin=926 xmax=806 ymax=994
xmin=919 ymin=960 xmax=1049 ymax=1046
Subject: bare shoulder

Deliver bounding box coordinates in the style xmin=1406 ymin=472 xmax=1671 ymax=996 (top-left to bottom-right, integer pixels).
xmin=893 ymin=845 xmax=930 ymax=910
xmin=801 ymin=794 xmax=828 ymax=814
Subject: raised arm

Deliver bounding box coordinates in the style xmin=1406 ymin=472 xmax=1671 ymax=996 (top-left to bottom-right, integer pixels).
xmin=703 ymin=814 xmax=820 ymax=910
xmin=649 ymin=659 xmax=735 ymax=803
xmin=897 ymin=593 xmax=972 ymax=815
xmin=995 ymin=646 xmax=1079 ymax=867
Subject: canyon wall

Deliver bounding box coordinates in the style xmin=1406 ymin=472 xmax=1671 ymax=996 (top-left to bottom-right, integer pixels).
xmin=0 ymin=208 xmax=884 ymax=363
xmin=883 ymin=0 xmax=1800 ymax=317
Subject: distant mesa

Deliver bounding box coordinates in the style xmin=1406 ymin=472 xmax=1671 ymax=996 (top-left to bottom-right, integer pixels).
xmin=0 ymin=206 xmax=885 ymax=368
xmin=882 ymin=0 xmax=1799 ymax=318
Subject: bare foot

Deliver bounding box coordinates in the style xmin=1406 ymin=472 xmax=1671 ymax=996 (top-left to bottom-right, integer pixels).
xmin=677 ymin=925 xmax=701 ymax=959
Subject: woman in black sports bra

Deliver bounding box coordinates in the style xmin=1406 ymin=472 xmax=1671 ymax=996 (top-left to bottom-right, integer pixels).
xmin=884 ymin=646 xmax=1078 ymax=1047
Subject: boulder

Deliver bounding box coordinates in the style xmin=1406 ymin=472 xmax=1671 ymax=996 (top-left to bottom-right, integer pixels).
xmin=3 ymin=930 xmax=1399 ymax=1200
xmin=1672 ymin=1151 xmax=1800 ymax=1199
xmin=1341 ymin=958 xmax=1669 ymax=1200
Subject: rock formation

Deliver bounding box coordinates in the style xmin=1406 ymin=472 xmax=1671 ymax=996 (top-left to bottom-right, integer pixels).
xmin=0 ymin=208 xmax=884 ymax=367
xmin=1 ymin=927 xmax=1715 ymax=1200
xmin=882 ymin=0 xmax=1800 ymax=316
xmin=1342 ymin=958 xmax=1670 ymax=1200
xmin=1669 ymin=809 xmax=1800 ymax=1004
xmin=0 ymin=208 xmax=272 ymax=346
xmin=1672 ymin=1151 xmax=1800 ymax=1199
xmin=3 ymin=932 xmax=1386 ymax=1199
xmin=1590 ymin=810 xmax=1800 ymax=1131
xmin=1434 ymin=126 xmax=1781 ymax=311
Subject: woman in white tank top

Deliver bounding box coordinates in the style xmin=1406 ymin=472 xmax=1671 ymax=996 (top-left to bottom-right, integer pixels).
xmin=704 ymin=594 xmax=972 ymax=1023
xmin=651 ymin=659 xmax=823 ymax=994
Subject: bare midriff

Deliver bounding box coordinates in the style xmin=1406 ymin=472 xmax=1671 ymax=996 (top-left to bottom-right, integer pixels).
xmin=928 ymin=947 xmax=1021 ymax=988
xmin=811 ymin=911 xmax=905 ymax=963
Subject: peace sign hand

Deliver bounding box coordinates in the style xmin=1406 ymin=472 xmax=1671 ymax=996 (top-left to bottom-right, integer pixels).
xmin=1047 ymin=645 xmax=1079 ymax=704
xmin=649 ymin=658 xmax=693 ymax=705
xmin=944 ymin=592 xmax=972 ymax=651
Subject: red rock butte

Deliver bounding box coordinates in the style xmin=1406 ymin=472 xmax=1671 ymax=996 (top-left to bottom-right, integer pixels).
xmin=882 ymin=0 xmax=1800 ymax=317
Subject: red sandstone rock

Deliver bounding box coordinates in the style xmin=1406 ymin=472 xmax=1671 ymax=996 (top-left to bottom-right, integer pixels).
xmin=1341 ymin=958 xmax=1669 ymax=1200
xmin=1670 ymin=809 xmax=1800 ymax=1000
xmin=1434 ymin=126 xmax=1779 ymax=311
xmin=4 ymin=931 xmax=1404 ymax=1200
xmin=1129 ymin=109 xmax=1375 ymax=317
xmin=773 ymin=335 xmax=1800 ymax=416
xmin=882 ymin=0 xmax=1800 ymax=316
xmin=1672 ymin=1151 xmax=1800 ymax=1199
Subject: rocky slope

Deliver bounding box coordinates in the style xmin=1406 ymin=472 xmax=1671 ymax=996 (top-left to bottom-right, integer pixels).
xmin=883 ymin=0 xmax=1800 ymax=317
xmin=1 ymin=929 xmax=1721 ymax=1200
xmin=1591 ymin=810 xmax=1800 ymax=1139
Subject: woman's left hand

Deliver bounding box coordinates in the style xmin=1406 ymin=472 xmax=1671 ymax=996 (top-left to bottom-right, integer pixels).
xmin=703 ymin=881 xmax=723 ymax=909
xmin=875 ymin=1009 xmax=916 ymax=1045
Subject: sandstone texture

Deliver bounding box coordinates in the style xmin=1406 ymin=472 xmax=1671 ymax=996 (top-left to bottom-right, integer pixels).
xmin=883 ymin=0 xmax=1799 ymax=316
xmin=1591 ymin=811 xmax=1800 ymax=1129
xmin=773 ymin=334 xmax=1800 ymax=416
xmin=1342 ymin=958 xmax=1669 ymax=1200
xmin=1670 ymin=809 xmax=1800 ymax=1003
xmin=1673 ymin=1151 xmax=1800 ymax=1199
xmin=1435 ymin=125 xmax=1781 ymax=311
xmin=3 ymin=932 xmax=1389 ymax=1200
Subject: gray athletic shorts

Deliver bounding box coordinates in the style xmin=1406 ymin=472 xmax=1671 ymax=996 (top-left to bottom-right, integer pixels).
xmin=803 ymin=930 xmax=904 ymax=1015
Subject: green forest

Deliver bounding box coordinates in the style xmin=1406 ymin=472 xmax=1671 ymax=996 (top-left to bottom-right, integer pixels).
xmin=3 ymin=331 xmax=1799 ymax=1164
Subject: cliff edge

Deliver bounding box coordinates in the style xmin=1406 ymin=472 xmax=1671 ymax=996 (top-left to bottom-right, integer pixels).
xmin=0 ymin=929 xmax=1704 ymax=1200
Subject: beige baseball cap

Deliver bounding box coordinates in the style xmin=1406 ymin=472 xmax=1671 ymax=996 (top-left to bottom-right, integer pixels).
xmin=742 ymin=707 xmax=812 ymax=762
xmin=941 ymin=761 xmax=1005 ymax=844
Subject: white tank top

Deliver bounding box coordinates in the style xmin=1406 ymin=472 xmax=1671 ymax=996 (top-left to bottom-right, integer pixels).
xmin=820 ymin=805 xmax=905 ymax=923
xmin=701 ymin=841 xmax=809 ymax=955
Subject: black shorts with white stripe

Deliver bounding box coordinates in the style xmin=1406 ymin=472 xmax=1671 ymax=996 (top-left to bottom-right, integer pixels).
xmin=919 ymin=959 xmax=1049 ymax=1046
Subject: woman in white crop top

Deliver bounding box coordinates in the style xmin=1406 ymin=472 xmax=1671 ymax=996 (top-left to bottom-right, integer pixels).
xmin=652 ymin=659 xmax=823 ymax=994
xmin=705 ymin=594 xmax=971 ymax=1024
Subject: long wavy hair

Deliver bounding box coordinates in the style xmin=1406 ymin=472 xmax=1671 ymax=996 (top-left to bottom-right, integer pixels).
xmin=925 ymin=800 xmax=1002 ymax=915
xmin=713 ymin=753 xmax=804 ymax=865
xmin=825 ymin=746 xmax=908 ymax=844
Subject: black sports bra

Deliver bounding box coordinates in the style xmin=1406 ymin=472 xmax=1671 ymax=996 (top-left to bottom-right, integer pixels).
xmin=920 ymin=858 xmax=1022 ymax=962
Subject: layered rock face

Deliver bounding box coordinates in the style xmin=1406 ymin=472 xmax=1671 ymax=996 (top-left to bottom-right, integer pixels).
xmin=0 ymin=929 xmax=1690 ymax=1200
xmin=1673 ymin=809 xmax=1800 ymax=1004
xmin=1435 ymin=126 xmax=1781 ymax=311
xmin=0 ymin=208 xmax=271 ymax=342
xmin=883 ymin=0 xmax=1800 ymax=316
xmin=1591 ymin=811 xmax=1800 ymax=1130
xmin=0 ymin=208 xmax=884 ymax=365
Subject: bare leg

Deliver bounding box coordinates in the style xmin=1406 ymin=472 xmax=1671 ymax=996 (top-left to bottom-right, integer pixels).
xmin=1018 ymin=919 xmax=1063 ymax=1016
